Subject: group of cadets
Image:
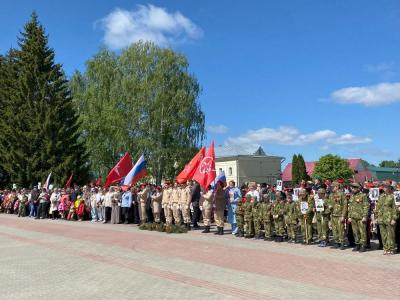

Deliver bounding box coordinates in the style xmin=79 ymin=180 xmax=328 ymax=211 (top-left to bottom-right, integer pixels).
xmin=235 ymin=180 xmax=400 ymax=255
xmin=1 ymin=178 xmax=400 ymax=255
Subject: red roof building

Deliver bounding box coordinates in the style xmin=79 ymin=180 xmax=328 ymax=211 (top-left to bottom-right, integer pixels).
xmin=282 ymin=158 xmax=372 ymax=183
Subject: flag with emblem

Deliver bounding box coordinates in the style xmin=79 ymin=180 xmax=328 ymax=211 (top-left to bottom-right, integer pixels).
xmin=192 ymin=142 xmax=216 ymax=191
xmin=104 ymin=152 xmax=133 ymax=188
xmin=176 ymin=147 xmax=206 ymax=183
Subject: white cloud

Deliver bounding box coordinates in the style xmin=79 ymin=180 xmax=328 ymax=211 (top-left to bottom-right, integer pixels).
xmin=327 ymin=134 xmax=372 ymax=145
xmin=207 ymin=125 xmax=229 ymax=134
xmin=100 ymin=5 xmax=203 ymax=49
xmin=330 ymin=82 xmax=400 ymax=106
xmin=226 ymin=126 xmax=372 ymax=146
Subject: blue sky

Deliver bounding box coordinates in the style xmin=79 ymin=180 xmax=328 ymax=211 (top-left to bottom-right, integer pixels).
xmin=1 ymin=1 xmax=400 ymax=165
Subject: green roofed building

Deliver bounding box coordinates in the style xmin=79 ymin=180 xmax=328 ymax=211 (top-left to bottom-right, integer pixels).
xmin=367 ymin=166 xmax=400 ymax=182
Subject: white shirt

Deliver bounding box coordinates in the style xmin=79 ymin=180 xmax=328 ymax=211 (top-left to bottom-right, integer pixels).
xmin=246 ymin=189 xmax=260 ymax=201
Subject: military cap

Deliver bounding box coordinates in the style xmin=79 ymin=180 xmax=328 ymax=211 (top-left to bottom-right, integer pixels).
xmin=317 ymin=188 xmax=326 ymax=194
xmin=350 ymin=183 xmax=360 ymax=188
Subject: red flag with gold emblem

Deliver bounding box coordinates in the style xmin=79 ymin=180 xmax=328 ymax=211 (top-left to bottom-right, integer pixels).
xmin=192 ymin=142 xmax=216 ymax=190
xmin=104 ymin=153 xmax=133 ymax=188
xmin=176 ymin=147 xmax=206 ymax=183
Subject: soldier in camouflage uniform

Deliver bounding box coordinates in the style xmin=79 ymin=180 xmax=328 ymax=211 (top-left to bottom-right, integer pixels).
xmin=18 ymin=189 xmax=28 ymax=217
xmin=272 ymin=191 xmax=285 ymax=242
xmin=314 ymin=188 xmax=331 ymax=247
xmin=329 ymin=182 xmax=347 ymax=249
xmin=253 ymin=194 xmax=264 ymax=239
xmin=243 ymin=194 xmax=255 ymax=238
xmin=348 ymin=183 xmax=369 ymax=252
xmin=235 ymin=197 xmax=245 ymax=237
xmin=298 ymin=189 xmax=314 ymax=244
xmin=375 ymin=184 xmax=397 ymax=255
xmin=285 ymin=192 xmax=299 ymax=243
xmin=260 ymin=192 xmax=274 ymax=240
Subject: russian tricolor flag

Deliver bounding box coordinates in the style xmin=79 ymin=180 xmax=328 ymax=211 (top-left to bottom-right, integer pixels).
xmin=122 ymin=154 xmax=148 ymax=187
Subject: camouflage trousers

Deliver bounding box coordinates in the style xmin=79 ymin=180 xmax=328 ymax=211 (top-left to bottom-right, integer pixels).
xmin=301 ymin=215 xmax=313 ymax=244
xmin=316 ymin=214 xmax=329 ymax=241
xmin=172 ymin=203 xmax=182 ymax=225
xmin=18 ymin=204 xmax=26 ymax=217
xmin=163 ymin=205 xmax=173 ymax=225
xmin=331 ymin=216 xmax=345 ymax=243
xmin=244 ymin=217 xmax=254 ymax=237
xmin=254 ymin=216 xmax=262 ymax=235
xmin=380 ymin=223 xmax=396 ymax=252
xmin=274 ymin=217 xmax=285 ymax=236
xmin=236 ymin=215 xmax=244 ymax=232
xmin=181 ymin=203 xmax=191 ymax=224
xmin=263 ymin=221 xmax=273 ymax=238
xmin=351 ymin=218 xmax=367 ymax=246
xmin=286 ymin=222 xmax=297 ymax=240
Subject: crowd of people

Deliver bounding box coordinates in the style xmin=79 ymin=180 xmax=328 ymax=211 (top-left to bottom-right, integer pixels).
xmin=1 ymin=178 xmax=399 ymax=255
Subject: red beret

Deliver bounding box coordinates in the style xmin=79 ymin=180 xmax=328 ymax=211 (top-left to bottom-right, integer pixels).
xmin=337 ymin=179 xmax=344 ymax=184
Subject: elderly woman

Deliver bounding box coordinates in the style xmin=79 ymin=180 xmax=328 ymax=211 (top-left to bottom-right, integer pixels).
xmin=225 ymin=180 xmax=242 ymax=235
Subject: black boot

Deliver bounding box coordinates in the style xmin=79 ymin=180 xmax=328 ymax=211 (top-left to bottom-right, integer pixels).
xmin=340 ymin=243 xmax=345 ymax=250
xmin=359 ymin=245 xmax=366 ymax=252
xmin=352 ymin=244 xmax=361 ymax=251
xmin=220 ymin=227 xmax=224 ymax=235
xmin=186 ymin=223 xmax=191 ymax=231
xmin=214 ymin=227 xmax=220 ymax=235
xmin=202 ymin=226 xmax=210 ymax=233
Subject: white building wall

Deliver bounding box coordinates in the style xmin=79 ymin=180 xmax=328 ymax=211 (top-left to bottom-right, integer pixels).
xmin=215 ymin=160 xmax=238 ymax=184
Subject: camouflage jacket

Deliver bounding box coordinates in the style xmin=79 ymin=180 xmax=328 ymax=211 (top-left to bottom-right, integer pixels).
xmin=329 ymin=191 xmax=347 ymax=218
xmin=375 ymin=194 xmax=397 ymax=225
xmin=348 ymin=192 xmax=369 ymax=220
xmin=285 ymin=201 xmax=298 ymax=224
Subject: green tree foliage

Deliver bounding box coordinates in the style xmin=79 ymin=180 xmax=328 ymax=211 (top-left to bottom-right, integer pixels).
xmin=70 ymin=42 xmax=205 ymax=184
xmin=379 ymin=160 xmax=400 ymax=168
xmin=291 ymin=154 xmax=299 ymax=183
xmin=0 ymin=13 xmax=88 ymax=187
xmin=312 ymin=154 xmax=353 ymax=181
xmin=291 ymin=154 xmax=309 ymax=184
xmin=297 ymin=154 xmax=309 ymax=182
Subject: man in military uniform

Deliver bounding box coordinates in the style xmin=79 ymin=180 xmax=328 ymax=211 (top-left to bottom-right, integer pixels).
xmin=298 ymin=188 xmax=314 ymax=244
xmin=180 ymin=182 xmax=192 ymax=230
xmin=253 ymin=194 xmax=263 ymax=239
xmin=235 ymin=196 xmax=245 ymax=237
xmin=314 ymin=188 xmax=331 ymax=247
xmin=375 ymin=183 xmax=397 ymax=255
xmin=348 ymin=183 xmax=369 ymax=252
xmin=329 ymin=181 xmax=348 ymax=249
xmin=162 ymin=182 xmax=173 ymax=226
xmin=261 ymin=191 xmax=274 ymax=241
xmin=272 ymin=191 xmax=285 ymax=242
xmin=18 ymin=189 xmax=28 ymax=217
xmin=243 ymin=194 xmax=254 ymax=238
xmin=285 ymin=192 xmax=298 ymax=243
xmin=171 ymin=183 xmax=182 ymax=225
xmin=151 ymin=186 xmax=163 ymax=223
xmin=200 ymin=186 xmax=213 ymax=233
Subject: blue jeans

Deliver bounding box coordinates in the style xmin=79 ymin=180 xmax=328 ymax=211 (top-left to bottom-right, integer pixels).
xmin=29 ymin=203 xmax=37 ymax=217
xmin=231 ymin=223 xmax=238 ymax=234
xmin=91 ymin=207 xmax=98 ymax=221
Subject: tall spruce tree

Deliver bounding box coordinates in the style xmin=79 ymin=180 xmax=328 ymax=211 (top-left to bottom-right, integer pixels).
xmin=0 ymin=13 xmax=88 ymax=187
xmin=297 ymin=154 xmax=309 ymax=182
xmin=291 ymin=154 xmax=299 ymax=184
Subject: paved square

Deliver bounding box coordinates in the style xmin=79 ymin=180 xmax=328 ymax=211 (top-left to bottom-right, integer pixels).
xmin=0 ymin=214 xmax=399 ymax=300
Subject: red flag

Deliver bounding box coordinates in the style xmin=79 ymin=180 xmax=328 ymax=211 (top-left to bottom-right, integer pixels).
xmin=192 ymin=142 xmax=216 ymax=191
xmin=176 ymin=147 xmax=205 ymax=183
xmin=95 ymin=177 xmax=103 ymax=187
xmin=104 ymin=153 xmax=133 ymax=188
xmin=65 ymin=174 xmax=73 ymax=189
